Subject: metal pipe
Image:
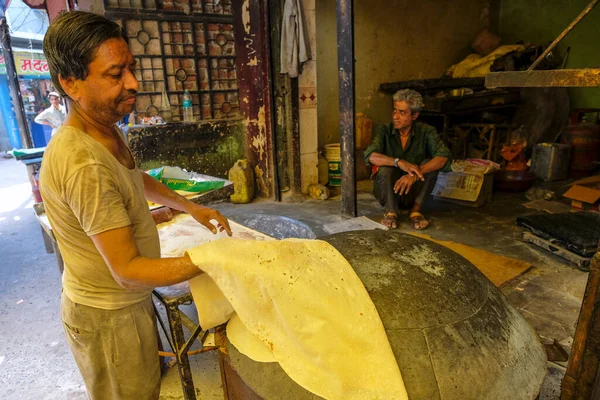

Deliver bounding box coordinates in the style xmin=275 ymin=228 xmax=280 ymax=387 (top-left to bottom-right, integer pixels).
xmin=0 ymin=17 xmax=32 ymax=148
xmin=336 ymin=0 xmax=357 ymax=218
xmin=528 ymin=0 xmax=600 ymax=72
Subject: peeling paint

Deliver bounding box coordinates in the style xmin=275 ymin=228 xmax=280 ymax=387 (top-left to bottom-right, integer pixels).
xmin=247 ymin=105 xmax=267 ymax=161
xmin=242 ymin=0 xmax=251 ymax=34
xmin=247 ymin=56 xmax=258 ymax=66
xmin=254 ymin=165 xmax=268 ymax=196
xmin=242 ymin=106 xmax=267 ymax=162
xmin=244 ymin=37 xmax=257 ymax=57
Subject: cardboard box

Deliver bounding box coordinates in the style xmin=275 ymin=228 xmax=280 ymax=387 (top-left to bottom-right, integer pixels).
xmin=432 ymin=171 xmax=494 ymax=207
xmin=563 ymin=175 xmax=600 ymax=212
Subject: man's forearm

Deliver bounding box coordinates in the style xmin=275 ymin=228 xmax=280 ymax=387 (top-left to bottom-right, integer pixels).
xmin=420 ymin=157 xmax=448 ymax=174
xmin=116 ymin=254 xmax=202 ymax=289
xmin=141 ymin=171 xmax=198 ymax=213
xmin=35 ymin=118 xmax=52 ymax=127
xmin=369 ymin=152 xmax=397 ymax=167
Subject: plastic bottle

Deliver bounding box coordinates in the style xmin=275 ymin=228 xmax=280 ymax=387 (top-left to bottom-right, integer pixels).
xmin=160 ymin=87 xmax=172 ymax=122
xmin=182 ymin=89 xmax=194 ymax=122
xmin=128 ymin=110 xmax=136 ymax=126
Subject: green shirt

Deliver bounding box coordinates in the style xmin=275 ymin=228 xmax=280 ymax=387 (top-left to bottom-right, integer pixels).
xmin=364 ymin=122 xmax=451 ymax=171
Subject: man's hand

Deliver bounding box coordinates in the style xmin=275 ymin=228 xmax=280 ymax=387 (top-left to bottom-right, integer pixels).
xmin=188 ymin=204 xmax=232 ymax=236
xmin=397 ymin=160 xmax=424 ymax=180
xmin=394 ymin=174 xmax=417 ymax=196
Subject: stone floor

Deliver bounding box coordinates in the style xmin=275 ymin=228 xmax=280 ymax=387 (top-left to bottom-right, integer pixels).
xmin=0 ymin=155 xmax=587 ymax=399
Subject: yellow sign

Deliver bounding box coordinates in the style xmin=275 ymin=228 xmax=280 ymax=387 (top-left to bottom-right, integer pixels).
xmin=0 ymin=50 xmax=50 ymax=77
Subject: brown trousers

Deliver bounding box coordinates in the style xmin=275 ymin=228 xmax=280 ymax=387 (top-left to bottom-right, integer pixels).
xmin=61 ymin=293 xmax=161 ymax=400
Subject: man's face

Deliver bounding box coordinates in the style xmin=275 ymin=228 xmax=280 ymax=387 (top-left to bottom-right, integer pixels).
xmin=49 ymin=95 xmax=61 ymax=108
xmin=70 ymin=37 xmax=139 ymax=125
xmin=392 ymin=101 xmax=419 ymax=131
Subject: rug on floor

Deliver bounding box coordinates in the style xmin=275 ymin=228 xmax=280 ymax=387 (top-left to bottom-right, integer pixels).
xmin=410 ymin=233 xmax=532 ymax=287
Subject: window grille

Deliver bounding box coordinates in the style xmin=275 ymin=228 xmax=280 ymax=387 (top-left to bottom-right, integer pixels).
xmin=105 ymin=0 xmax=239 ymax=121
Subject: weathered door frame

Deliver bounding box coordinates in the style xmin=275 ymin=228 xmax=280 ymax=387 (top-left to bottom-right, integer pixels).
xmin=268 ymin=0 xmax=301 ymax=199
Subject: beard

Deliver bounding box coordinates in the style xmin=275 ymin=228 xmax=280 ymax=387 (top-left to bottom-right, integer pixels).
xmin=115 ymin=90 xmax=137 ymax=116
xmin=85 ymin=90 xmax=137 ymax=124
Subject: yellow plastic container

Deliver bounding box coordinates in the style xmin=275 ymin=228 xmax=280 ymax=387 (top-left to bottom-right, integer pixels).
xmin=229 ymin=159 xmax=255 ymax=204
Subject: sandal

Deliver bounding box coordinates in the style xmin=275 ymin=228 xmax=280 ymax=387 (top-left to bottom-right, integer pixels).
xmin=409 ymin=212 xmax=430 ymax=230
xmin=381 ymin=212 xmax=398 ymax=229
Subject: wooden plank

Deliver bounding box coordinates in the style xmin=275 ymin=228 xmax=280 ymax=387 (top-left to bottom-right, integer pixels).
xmin=379 ymin=77 xmax=486 ymax=94
xmin=562 ymin=253 xmax=600 ymax=399
xmin=486 ymin=69 xmax=600 ymax=88
xmin=527 ymin=0 xmax=600 ymax=71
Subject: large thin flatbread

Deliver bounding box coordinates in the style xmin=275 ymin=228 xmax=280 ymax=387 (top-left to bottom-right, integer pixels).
xmin=187 ymin=238 xmax=407 ymax=400
xmin=188 ymin=273 xmax=235 ymax=329
xmin=227 ymin=313 xmax=276 ymax=363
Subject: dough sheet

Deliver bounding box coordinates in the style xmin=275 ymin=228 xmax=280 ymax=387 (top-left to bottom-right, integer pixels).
xmin=187 ymin=238 xmax=407 ymax=400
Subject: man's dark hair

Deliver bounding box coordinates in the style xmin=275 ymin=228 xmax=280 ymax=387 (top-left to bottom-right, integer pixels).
xmin=43 ymin=11 xmax=127 ymax=98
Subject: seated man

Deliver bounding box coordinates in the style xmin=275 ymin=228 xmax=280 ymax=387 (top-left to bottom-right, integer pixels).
xmin=364 ymin=89 xmax=450 ymax=230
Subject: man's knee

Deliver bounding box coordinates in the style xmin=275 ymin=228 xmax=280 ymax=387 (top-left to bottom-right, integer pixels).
xmin=376 ymin=166 xmax=399 ymax=183
xmin=424 ymin=170 xmax=439 ymax=182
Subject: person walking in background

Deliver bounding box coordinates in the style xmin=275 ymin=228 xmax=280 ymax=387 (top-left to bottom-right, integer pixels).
xmin=34 ymin=91 xmax=66 ymax=137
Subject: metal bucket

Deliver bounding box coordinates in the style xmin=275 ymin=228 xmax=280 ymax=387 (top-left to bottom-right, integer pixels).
xmin=531 ymin=143 xmax=571 ymax=181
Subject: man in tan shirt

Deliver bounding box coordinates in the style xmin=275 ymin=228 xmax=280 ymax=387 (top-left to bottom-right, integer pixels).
xmin=39 ymin=11 xmax=231 ymax=399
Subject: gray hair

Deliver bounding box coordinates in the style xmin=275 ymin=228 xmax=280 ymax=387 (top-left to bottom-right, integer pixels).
xmin=43 ymin=11 xmax=127 ymax=98
xmin=392 ymin=89 xmax=424 ymax=114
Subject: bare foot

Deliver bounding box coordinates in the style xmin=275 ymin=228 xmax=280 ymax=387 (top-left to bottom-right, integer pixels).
xmin=409 ymin=212 xmax=430 ymax=230
xmin=381 ymin=212 xmax=398 ymax=229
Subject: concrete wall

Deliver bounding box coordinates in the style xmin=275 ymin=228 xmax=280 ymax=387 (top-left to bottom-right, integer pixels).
xmin=316 ymin=0 xmax=488 ymax=147
xmin=298 ymin=0 xmax=318 ymax=192
xmin=499 ymin=0 xmax=600 ymax=110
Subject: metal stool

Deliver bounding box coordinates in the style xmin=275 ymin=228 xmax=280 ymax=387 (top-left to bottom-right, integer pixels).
xmin=153 ymin=282 xmax=213 ymax=400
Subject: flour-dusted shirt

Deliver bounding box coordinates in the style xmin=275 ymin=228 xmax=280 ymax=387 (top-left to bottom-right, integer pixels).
xmin=39 ymin=126 xmax=160 ymax=310
xmin=280 ymin=0 xmax=311 ymax=78
xmin=34 ymin=105 xmax=66 ymax=136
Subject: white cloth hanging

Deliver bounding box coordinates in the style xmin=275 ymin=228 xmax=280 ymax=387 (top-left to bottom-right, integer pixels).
xmin=280 ymin=0 xmax=311 ymax=78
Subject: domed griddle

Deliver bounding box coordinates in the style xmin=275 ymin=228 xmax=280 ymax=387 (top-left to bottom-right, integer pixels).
xmin=219 ymin=231 xmax=547 ymax=400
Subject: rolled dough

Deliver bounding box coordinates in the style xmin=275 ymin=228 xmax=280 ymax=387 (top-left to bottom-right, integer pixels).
xmin=187 ymin=238 xmax=407 ymax=400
